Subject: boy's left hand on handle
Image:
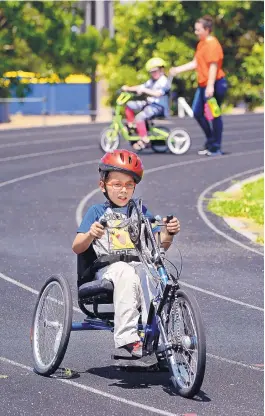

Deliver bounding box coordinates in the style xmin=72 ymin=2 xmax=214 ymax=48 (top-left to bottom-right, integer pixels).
xmin=163 ymin=216 xmax=180 ymax=235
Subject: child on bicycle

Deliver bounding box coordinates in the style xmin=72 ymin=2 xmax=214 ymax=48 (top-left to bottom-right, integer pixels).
xmin=72 ymin=149 xmax=180 ymax=358
xmin=122 ymin=58 xmax=170 ymax=151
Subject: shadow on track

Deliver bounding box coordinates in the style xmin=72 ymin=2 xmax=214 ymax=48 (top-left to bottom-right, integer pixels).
xmin=86 ymin=365 xmax=211 ymax=402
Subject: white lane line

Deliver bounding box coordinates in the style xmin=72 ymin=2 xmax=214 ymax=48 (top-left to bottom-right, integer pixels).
xmin=0 ymin=145 xmax=98 ymax=162
xmin=0 ymin=132 xmax=263 ymax=152
xmin=144 ymin=149 xmax=263 ymax=175
xmin=1 ymin=272 xmax=263 ymax=371
xmin=0 ymin=272 xmax=81 ymax=314
xmin=206 ymin=353 xmax=264 ymax=372
xmin=0 ymin=357 xmax=181 ymax=416
xmin=0 ymin=126 xmax=104 ymax=140
xmin=0 ymin=268 xmax=263 ymax=371
xmin=0 ymin=159 xmax=98 ymax=188
xmin=76 ymin=188 xmax=101 ymax=227
xmin=0 ymin=272 xmax=39 ymax=295
xmin=75 ymin=157 xmax=264 ymax=312
xmin=0 ymin=135 xmax=92 ymax=149
xmin=75 ymin=200 xmax=264 ymax=312
xmin=75 ymin=152 xmax=264 ymax=310
xmin=75 ymin=149 xmax=263 ymax=226
xmin=0 ymin=149 xmax=263 ymax=313
xmin=197 ymin=167 xmax=264 ymax=257
xmin=76 ymin=189 xmax=100 ymax=226
xmin=180 ymin=281 xmax=263 ymax=312
xmin=0 ymin=114 xmax=262 ymax=139
xmin=0 ymin=131 xmax=262 ymax=150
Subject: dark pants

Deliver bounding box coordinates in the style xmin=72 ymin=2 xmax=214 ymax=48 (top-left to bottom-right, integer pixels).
xmin=192 ymin=78 xmax=228 ymax=152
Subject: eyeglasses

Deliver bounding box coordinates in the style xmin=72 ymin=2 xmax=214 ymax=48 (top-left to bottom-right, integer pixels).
xmin=105 ymin=180 xmax=135 ymax=191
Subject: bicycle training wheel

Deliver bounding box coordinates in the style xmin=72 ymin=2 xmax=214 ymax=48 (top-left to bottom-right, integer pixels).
xmin=165 ymin=289 xmax=206 ymax=398
xmin=31 ymin=274 xmax=73 ymax=376
xmin=167 ymin=129 xmax=191 ymax=155
xmin=100 ymin=127 xmax=120 ymax=152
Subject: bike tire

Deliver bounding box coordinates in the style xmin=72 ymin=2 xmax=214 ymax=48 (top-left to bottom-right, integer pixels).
xmin=150 ymin=126 xmax=169 ymax=153
xmin=100 ymin=127 xmax=120 ymax=152
xmin=31 ymin=274 xmax=73 ymax=376
xmin=127 ymin=199 xmax=142 ymax=245
xmin=166 ymin=288 xmax=206 ymax=398
xmin=167 ymin=129 xmax=191 ymax=155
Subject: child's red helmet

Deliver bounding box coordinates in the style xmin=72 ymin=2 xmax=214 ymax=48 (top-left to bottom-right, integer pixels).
xmin=99 ymin=149 xmax=144 ymax=184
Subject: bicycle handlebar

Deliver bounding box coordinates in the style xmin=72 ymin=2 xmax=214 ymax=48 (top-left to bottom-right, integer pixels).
xmin=100 ymin=215 xmax=174 ymax=230
xmin=99 ymin=218 xmax=108 ymax=228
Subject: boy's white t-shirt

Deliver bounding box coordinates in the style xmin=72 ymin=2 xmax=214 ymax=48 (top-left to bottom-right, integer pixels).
xmin=142 ymin=75 xmax=170 ymax=116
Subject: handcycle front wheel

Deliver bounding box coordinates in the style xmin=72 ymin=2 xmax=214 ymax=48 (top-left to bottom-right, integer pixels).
xmin=167 ymin=128 xmax=191 ymax=155
xmin=100 ymin=127 xmax=120 ymax=152
xmin=31 ymin=274 xmax=73 ymax=376
xmin=127 ymin=199 xmax=142 ymax=245
xmin=165 ymin=288 xmax=206 ymax=398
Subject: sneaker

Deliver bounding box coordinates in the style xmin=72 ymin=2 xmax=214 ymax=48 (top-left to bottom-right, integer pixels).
xmin=121 ymin=341 xmax=143 ymax=358
xmin=197 ymin=148 xmax=209 ymax=155
xmin=206 ymin=149 xmax=223 ymax=156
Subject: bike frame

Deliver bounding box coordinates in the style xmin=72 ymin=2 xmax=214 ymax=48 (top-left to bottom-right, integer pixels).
xmin=109 ymin=92 xmax=169 ymax=143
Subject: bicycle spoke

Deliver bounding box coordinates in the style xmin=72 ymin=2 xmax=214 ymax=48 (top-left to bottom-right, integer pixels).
xmin=34 ymin=282 xmax=65 ymax=367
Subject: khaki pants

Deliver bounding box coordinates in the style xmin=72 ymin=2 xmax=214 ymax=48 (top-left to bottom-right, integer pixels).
xmin=96 ymin=261 xmax=157 ymax=348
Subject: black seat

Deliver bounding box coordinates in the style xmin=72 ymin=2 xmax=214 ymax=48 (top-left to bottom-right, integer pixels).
xmin=78 ymin=279 xmax=113 ymax=303
xmin=77 ymin=247 xmax=114 ymax=305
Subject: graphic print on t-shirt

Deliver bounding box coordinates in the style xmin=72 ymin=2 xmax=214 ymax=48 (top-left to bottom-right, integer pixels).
xmin=109 ymin=219 xmax=134 ymax=251
xmin=93 ymin=208 xmax=137 ymax=257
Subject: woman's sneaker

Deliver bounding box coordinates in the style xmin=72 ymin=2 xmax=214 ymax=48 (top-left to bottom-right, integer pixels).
xmin=197 ymin=148 xmax=209 ymax=155
xmin=206 ymin=149 xmax=223 ymax=156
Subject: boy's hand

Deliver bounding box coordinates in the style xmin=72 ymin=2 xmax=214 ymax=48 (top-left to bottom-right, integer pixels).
xmin=163 ymin=217 xmax=180 ymax=235
xmin=136 ymin=86 xmax=145 ymax=95
xmin=121 ymin=85 xmax=129 ymax=91
xmin=89 ymin=222 xmax=105 ymax=239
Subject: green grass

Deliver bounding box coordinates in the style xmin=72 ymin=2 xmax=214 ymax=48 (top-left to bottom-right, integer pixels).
xmin=208 ymin=177 xmax=264 ymax=225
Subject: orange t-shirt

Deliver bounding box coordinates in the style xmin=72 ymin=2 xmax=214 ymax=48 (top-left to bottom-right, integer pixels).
xmin=195 ymin=36 xmax=225 ymax=87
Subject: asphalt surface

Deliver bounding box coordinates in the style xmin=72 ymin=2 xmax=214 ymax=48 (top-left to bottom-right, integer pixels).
xmin=0 ymin=114 xmax=264 ymax=416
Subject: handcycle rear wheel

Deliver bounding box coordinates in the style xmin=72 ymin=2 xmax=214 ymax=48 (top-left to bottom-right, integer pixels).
xmin=167 ymin=128 xmax=191 ymax=155
xmin=100 ymin=127 xmax=120 ymax=152
xmin=165 ymin=288 xmax=206 ymax=398
xmin=31 ymin=274 xmax=73 ymax=376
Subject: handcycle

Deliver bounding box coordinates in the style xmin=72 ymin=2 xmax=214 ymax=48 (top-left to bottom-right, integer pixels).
xmin=31 ymin=199 xmax=206 ymax=398
xmin=99 ymin=91 xmax=191 ymax=155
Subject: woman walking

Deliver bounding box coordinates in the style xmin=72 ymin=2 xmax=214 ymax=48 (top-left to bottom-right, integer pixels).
xmin=170 ymin=15 xmax=228 ymax=156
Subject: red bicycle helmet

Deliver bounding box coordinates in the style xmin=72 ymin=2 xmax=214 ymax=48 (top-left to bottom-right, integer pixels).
xmin=99 ymin=149 xmax=144 ymax=184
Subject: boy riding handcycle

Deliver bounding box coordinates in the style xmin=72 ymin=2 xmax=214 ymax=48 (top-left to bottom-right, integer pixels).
xmin=100 ymin=58 xmax=191 ymax=155
xmin=31 ymin=149 xmax=206 ymax=398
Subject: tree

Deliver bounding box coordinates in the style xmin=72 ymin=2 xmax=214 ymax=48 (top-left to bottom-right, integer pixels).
xmin=0 ymin=1 xmax=102 ymax=98
xmin=100 ymin=0 xmax=264 ymax=110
